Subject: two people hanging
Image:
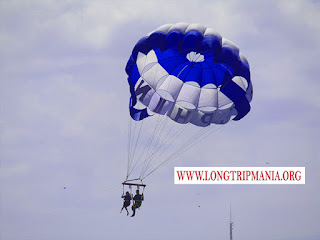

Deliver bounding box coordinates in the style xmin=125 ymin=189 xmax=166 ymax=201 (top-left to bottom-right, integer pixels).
xmin=120 ymin=183 xmax=145 ymax=217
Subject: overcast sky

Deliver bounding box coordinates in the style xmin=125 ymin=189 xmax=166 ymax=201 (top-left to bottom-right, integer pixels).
xmin=1 ymin=0 xmax=320 ymax=240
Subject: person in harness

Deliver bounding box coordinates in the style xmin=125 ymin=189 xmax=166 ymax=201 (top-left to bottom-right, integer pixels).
xmin=131 ymin=189 xmax=144 ymax=217
xmin=120 ymin=191 xmax=132 ymax=216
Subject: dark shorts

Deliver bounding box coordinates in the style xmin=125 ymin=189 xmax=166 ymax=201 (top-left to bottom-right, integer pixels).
xmin=135 ymin=201 xmax=141 ymax=208
xmin=123 ymin=201 xmax=130 ymax=207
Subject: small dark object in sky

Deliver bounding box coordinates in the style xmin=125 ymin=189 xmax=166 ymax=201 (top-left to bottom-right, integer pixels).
xmin=64 ymin=187 xmax=66 ymax=189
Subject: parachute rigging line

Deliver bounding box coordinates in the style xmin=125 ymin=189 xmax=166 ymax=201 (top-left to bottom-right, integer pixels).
xmin=141 ymin=123 xmax=227 ymax=180
xmin=140 ymin=125 xmax=212 ymax=179
xmin=139 ymin=121 xmax=189 ymax=179
xmin=127 ymin=114 xmax=164 ymax=178
xmin=126 ymin=115 xmax=144 ymax=180
xmin=128 ymin=115 xmax=188 ymax=179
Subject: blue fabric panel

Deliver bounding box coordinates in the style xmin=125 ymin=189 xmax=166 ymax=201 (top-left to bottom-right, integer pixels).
xmin=175 ymin=64 xmax=191 ymax=81
xmin=153 ymin=48 xmax=162 ymax=58
xmin=127 ymin=66 xmax=151 ymax=121
xmin=125 ymin=55 xmax=135 ymax=75
xmin=147 ymin=31 xmax=166 ymax=52
xmin=207 ymin=63 xmax=229 ymax=87
xmin=215 ymin=46 xmax=239 ymax=70
xmin=201 ymin=66 xmax=216 ymax=86
xmin=182 ymin=30 xmax=203 ymax=54
xmin=220 ymin=80 xmax=245 ymax=105
xmin=203 ymin=52 xmax=214 ymax=61
xmin=158 ymin=50 xmax=187 ymax=74
xmin=236 ymin=60 xmax=250 ymax=82
xmin=127 ymin=66 xmax=139 ymax=108
xmin=132 ymin=36 xmax=149 ymax=55
xmin=156 ymin=48 xmax=177 ymax=61
xmin=159 ymin=56 xmax=186 ymax=74
xmin=233 ymin=97 xmax=250 ymax=121
xmin=171 ymin=62 xmax=190 ymax=77
xmin=200 ymin=35 xmax=221 ymax=55
xmin=221 ymin=66 xmax=234 ymax=88
xmin=184 ymin=66 xmax=202 ymax=84
xmin=198 ymin=61 xmax=210 ymax=69
xmin=165 ymin=30 xmax=184 ymax=51
xmin=128 ymin=65 xmax=140 ymax=87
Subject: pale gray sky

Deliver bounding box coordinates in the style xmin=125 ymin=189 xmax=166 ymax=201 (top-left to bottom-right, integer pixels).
xmin=1 ymin=1 xmax=320 ymax=240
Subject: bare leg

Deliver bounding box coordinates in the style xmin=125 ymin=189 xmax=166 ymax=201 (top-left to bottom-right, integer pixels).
xmin=120 ymin=203 xmax=125 ymax=213
xmin=131 ymin=205 xmax=136 ymax=217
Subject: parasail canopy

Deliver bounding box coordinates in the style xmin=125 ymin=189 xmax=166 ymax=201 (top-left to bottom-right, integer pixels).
xmin=126 ymin=23 xmax=252 ymax=127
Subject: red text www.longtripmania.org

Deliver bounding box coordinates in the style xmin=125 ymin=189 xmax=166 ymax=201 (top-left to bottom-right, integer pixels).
xmin=174 ymin=167 xmax=305 ymax=184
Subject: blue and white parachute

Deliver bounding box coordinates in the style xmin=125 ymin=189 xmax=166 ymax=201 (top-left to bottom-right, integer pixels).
xmin=126 ymin=23 xmax=252 ymax=127
xmin=125 ymin=23 xmax=252 ymax=181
